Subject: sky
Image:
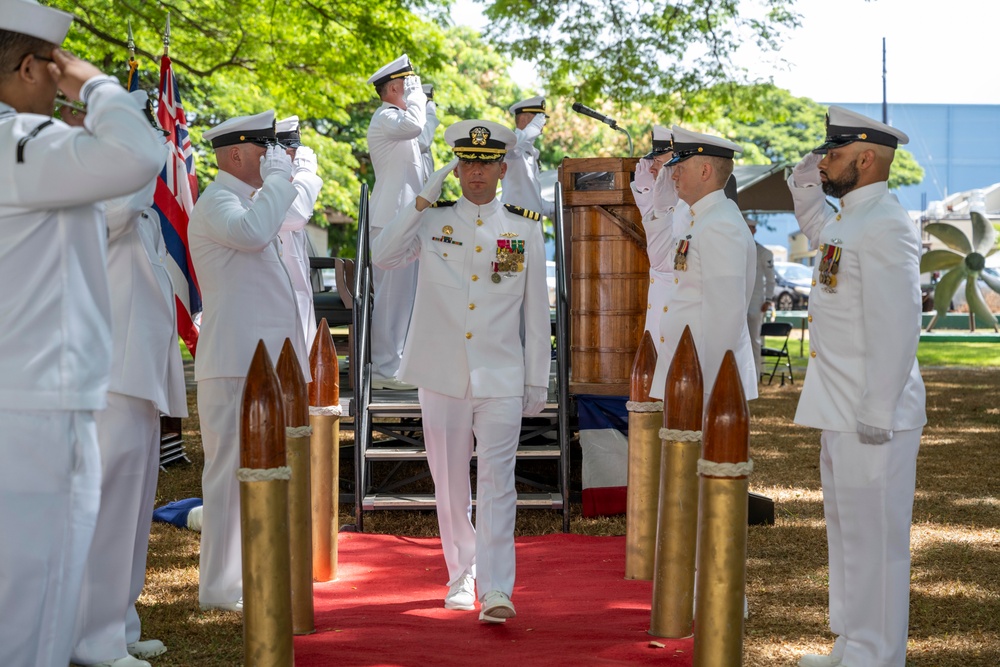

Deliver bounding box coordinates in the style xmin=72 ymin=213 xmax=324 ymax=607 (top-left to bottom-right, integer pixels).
xmin=452 ymin=0 xmax=1000 ymax=105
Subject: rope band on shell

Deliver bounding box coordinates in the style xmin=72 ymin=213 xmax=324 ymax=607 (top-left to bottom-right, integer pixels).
xmin=236 ymin=466 xmax=291 ymax=482
xmin=286 ymin=426 xmax=312 ymax=438
xmin=697 ymin=458 xmax=754 ymax=477
xmin=627 ymin=400 xmax=664 ymax=412
xmin=659 ymin=428 xmax=702 ymax=442
xmin=309 ymin=405 xmax=343 ymax=417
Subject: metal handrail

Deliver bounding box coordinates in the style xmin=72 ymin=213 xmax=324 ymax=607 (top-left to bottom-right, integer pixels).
xmin=553 ymin=181 xmax=572 ymax=532
xmin=352 ymin=183 xmax=373 ymax=531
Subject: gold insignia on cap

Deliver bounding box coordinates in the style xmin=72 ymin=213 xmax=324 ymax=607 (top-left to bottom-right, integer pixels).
xmin=443 ymin=225 xmax=453 ymax=235
xmin=697 ymin=146 xmax=704 ymax=153
xmin=470 ymin=126 xmax=490 ymax=146
xmin=240 ymin=135 xmax=246 ymax=141
xmin=860 ymin=133 xmax=868 ymax=139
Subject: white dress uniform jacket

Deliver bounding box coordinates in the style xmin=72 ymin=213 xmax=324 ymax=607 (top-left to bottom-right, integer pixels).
xmin=371 ymin=197 xmax=550 ymax=398
xmin=649 ymin=190 xmax=758 ymax=401
xmin=278 ymin=167 xmax=323 ymax=349
xmin=367 ymin=100 xmax=427 ymax=229
xmin=788 ymin=179 xmax=926 ymax=431
xmin=0 ymin=76 xmax=164 ymax=667
xmin=417 ymin=100 xmax=439 ymax=183
xmin=641 ymin=207 xmax=685 ymax=339
xmin=0 ymin=81 xmax=164 ymax=410
xmin=500 ymin=116 xmax=554 ymax=218
xmin=749 ymin=242 xmax=775 ymax=313
xmin=189 ymin=170 xmax=308 ymax=380
xmin=105 ymin=180 xmax=188 ymax=417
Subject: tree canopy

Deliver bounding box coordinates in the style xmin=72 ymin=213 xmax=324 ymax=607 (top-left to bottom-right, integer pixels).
xmin=51 ymin=0 xmax=923 ymax=253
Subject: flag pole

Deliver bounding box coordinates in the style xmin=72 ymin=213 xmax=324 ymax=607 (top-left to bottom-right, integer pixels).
xmin=163 ymin=13 xmax=170 ymax=58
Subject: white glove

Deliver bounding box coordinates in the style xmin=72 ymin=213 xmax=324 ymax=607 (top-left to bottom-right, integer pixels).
xmin=652 ymin=164 xmax=679 ymax=213
xmin=418 ymin=157 xmax=458 ymax=203
xmin=528 ymin=113 xmax=546 ymax=131
xmin=260 ymin=145 xmax=293 ymax=182
xmin=522 ymin=385 xmax=547 ymax=417
xmin=403 ymin=75 xmax=427 ymax=107
xmin=292 ymin=145 xmax=318 ymax=175
xmin=792 ymin=153 xmax=822 ymax=187
xmin=631 ymin=157 xmax=655 ymax=218
xmin=857 ymin=421 xmax=893 ymax=445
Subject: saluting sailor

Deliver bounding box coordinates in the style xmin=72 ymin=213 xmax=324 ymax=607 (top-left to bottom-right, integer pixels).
xmin=788 ymin=106 xmax=925 ymax=667
xmin=648 ymin=126 xmax=758 ymax=403
xmin=500 ymin=95 xmax=554 ymax=218
xmin=366 ymin=54 xmax=428 ymax=390
xmin=371 ymin=119 xmax=550 ymax=624
xmin=188 ymin=110 xmax=309 ymax=613
xmin=631 ymin=124 xmax=684 ymax=340
xmin=0 ymin=1 xmax=164 ymax=664
xmin=275 ymin=114 xmax=323 ymax=348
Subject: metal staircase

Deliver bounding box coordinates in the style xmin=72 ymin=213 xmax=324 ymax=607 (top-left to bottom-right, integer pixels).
xmin=348 ymin=183 xmax=573 ymax=532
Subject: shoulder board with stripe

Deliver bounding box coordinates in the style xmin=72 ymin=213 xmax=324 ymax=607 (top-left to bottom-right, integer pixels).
xmin=503 ymin=204 xmax=541 ymax=221
xmin=430 ymin=200 xmax=457 ymax=208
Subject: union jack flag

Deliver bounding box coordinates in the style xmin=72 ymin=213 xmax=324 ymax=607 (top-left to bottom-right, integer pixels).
xmin=153 ymin=55 xmax=201 ymax=356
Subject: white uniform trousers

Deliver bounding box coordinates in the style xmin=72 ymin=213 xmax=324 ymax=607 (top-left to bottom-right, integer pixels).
xmin=370 ymin=227 xmax=417 ymax=380
xmin=820 ymin=428 xmax=921 ymax=667
xmin=73 ymin=393 xmax=160 ymax=664
xmin=0 ymin=410 xmax=101 ymax=667
xmin=419 ymin=388 xmax=521 ymax=599
xmin=126 ymin=403 xmax=162 ymax=646
xmin=197 ymin=377 xmax=246 ymax=606
xmin=747 ymin=307 xmax=765 ymax=378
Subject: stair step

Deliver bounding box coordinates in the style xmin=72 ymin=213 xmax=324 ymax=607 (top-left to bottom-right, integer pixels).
xmin=362 ymin=493 xmax=563 ymax=511
xmin=365 ymin=444 xmax=560 ymax=461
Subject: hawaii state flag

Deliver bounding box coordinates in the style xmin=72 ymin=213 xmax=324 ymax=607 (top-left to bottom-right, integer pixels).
xmin=153 ymin=55 xmax=201 ymax=355
xmin=577 ymin=395 xmax=630 ymax=517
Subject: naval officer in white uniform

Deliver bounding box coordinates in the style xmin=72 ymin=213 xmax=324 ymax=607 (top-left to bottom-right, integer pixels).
xmin=500 ymin=95 xmax=554 ymax=218
xmin=276 ymin=115 xmax=323 ymax=348
xmin=366 ymin=54 xmax=428 ymax=389
xmin=0 ymin=3 xmax=163 ymax=664
xmin=372 ymin=120 xmax=550 ymax=624
xmin=189 ymin=110 xmax=309 ymax=612
xmin=789 ymin=107 xmax=925 ymax=667
xmin=648 ymin=126 xmax=758 ymax=402
xmin=71 ymin=92 xmax=188 ymax=667
xmin=631 ymin=125 xmax=683 ymax=341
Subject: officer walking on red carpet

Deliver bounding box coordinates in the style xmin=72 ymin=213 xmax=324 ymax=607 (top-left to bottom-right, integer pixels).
xmin=788 ymin=106 xmax=925 ymax=667
xmin=371 ymin=119 xmax=550 ymax=623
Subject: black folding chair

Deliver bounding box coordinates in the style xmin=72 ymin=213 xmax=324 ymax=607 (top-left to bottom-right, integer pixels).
xmin=760 ymin=321 xmax=794 ymax=386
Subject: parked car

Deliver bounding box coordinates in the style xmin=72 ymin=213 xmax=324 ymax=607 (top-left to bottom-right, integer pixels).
xmin=773 ymin=261 xmax=812 ymax=311
xmin=546 ymin=260 xmax=556 ymax=308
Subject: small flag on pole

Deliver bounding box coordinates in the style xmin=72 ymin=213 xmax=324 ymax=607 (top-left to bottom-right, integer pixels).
xmin=153 ymin=14 xmax=202 ymax=355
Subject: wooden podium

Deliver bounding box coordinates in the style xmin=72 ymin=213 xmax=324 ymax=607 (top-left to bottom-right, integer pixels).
xmin=559 ymin=157 xmax=649 ymax=396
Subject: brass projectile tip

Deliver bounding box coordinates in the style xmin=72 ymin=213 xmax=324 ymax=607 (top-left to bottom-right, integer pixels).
xmin=308 ymin=318 xmax=340 ymax=406
xmin=629 ymin=330 xmax=658 ymax=402
xmin=241 ymin=340 xmax=286 ymax=469
xmin=664 ymin=325 xmax=703 ymax=431
xmin=702 ymin=350 xmax=749 ymax=466
xmin=277 ymin=338 xmax=309 ymax=428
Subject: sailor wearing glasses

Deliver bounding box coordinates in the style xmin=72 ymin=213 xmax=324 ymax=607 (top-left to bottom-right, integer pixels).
xmin=188 ymin=109 xmax=308 ymax=613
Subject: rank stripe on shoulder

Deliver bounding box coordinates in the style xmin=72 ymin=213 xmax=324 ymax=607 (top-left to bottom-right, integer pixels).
xmin=503 ymin=203 xmax=541 ymax=221
xmin=16 ymin=119 xmax=54 ymax=164
xmin=430 ymin=200 xmax=457 ymax=208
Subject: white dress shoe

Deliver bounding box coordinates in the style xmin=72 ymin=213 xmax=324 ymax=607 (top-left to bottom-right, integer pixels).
xmin=798 ymin=654 xmax=841 ymax=667
xmin=127 ymin=639 xmax=167 ymax=659
xmin=200 ymin=596 xmax=243 ymax=612
xmin=479 ymin=590 xmax=516 ymax=623
xmin=444 ymin=573 xmax=475 ymax=611
xmin=89 ymin=656 xmax=151 ymax=667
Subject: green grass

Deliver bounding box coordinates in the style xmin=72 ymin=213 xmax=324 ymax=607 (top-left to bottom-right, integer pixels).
xmin=764 ymin=332 xmax=1000 ymax=371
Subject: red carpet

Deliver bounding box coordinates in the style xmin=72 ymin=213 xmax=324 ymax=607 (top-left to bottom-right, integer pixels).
xmin=294 ymin=533 xmax=693 ymax=666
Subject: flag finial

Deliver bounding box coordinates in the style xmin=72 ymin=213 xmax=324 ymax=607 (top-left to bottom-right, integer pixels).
xmin=162 ymin=13 xmax=170 ymax=56
xmin=127 ymin=20 xmax=135 ymax=56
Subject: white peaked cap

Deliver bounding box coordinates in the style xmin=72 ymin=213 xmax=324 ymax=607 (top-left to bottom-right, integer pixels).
xmin=0 ymin=0 xmax=73 ymax=45
xmin=203 ymin=109 xmax=276 ymax=149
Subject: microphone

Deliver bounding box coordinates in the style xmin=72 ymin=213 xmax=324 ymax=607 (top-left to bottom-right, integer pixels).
xmin=571 ymin=102 xmax=618 ymax=129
